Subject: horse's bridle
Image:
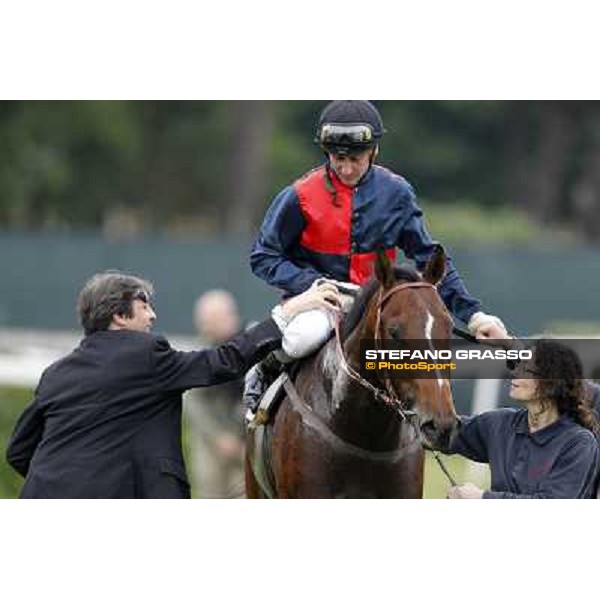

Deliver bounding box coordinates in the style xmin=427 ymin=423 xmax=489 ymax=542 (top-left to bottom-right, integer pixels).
xmin=374 ymin=281 xmax=445 ymax=345
xmin=334 ymin=279 xmax=459 ymax=485
xmin=374 ymin=281 xmax=446 ymax=414
xmin=334 ymin=280 xmax=448 ymax=421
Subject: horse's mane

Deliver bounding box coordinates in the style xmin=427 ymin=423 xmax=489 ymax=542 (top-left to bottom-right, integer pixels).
xmin=341 ymin=263 xmax=421 ymax=341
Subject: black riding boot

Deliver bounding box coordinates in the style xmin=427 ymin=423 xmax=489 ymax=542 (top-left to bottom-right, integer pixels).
xmin=243 ymin=352 xmax=283 ymax=416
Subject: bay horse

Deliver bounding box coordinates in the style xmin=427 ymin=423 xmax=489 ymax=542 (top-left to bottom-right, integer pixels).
xmin=245 ymin=247 xmax=458 ymax=498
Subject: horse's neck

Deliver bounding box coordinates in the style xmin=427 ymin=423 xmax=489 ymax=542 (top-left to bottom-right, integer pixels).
xmin=316 ymin=323 xmax=405 ymax=452
xmin=319 ymin=336 xmax=363 ymax=411
xmin=318 ymin=315 xmax=368 ymax=404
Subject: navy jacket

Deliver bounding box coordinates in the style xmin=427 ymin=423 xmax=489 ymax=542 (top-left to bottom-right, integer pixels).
xmin=447 ymin=408 xmax=599 ymax=499
xmin=6 ymin=320 xmax=282 ymax=499
xmin=250 ymin=164 xmax=482 ymax=323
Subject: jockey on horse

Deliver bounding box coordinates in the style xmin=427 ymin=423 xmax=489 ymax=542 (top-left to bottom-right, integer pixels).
xmin=244 ymin=100 xmax=507 ymax=418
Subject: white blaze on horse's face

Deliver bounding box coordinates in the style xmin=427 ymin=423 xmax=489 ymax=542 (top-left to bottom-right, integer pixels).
xmin=425 ymin=311 xmax=434 ymax=341
xmin=413 ymin=305 xmax=456 ymax=441
xmin=424 ymin=310 xmax=444 ymax=389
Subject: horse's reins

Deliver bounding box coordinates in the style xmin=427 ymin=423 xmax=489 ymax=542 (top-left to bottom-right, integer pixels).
xmin=333 ymin=286 xmax=419 ymax=422
xmin=334 ymin=280 xmax=459 ymax=487
xmin=451 ymin=326 xmax=478 ymax=344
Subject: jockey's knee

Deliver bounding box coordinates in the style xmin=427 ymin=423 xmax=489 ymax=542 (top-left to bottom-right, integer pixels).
xmin=281 ymin=308 xmax=333 ymax=359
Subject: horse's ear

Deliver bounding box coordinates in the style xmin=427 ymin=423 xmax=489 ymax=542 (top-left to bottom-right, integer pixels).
xmin=423 ymin=244 xmax=447 ymax=286
xmin=374 ymin=249 xmax=395 ymax=289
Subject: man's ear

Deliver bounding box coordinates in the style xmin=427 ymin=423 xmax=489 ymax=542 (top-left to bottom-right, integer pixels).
xmin=110 ymin=312 xmax=129 ymax=330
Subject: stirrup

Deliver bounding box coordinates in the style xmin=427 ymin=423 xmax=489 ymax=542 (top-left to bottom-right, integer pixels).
xmin=246 ymin=372 xmax=288 ymax=428
xmin=245 ymin=404 xmax=269 ymax=428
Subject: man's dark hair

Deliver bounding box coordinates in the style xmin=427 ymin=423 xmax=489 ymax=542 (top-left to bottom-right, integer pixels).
xmin=77 ymin=271 xmax=154 ymax=335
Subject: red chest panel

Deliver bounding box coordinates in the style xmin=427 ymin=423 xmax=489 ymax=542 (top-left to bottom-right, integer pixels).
xmin=293 ymin=167 xmax=397 ymax=286
xmin=294 ymin=168 xmax=352 ymax=254
xmin=350 ymin=248 xmax=397 ymax=284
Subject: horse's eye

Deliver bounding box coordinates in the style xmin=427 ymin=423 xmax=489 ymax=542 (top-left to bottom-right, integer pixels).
xmin=388 ymin=326 xmax=402 ymax=340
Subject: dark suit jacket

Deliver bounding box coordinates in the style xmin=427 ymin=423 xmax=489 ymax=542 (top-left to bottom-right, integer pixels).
xmin=6 ymin=319 xmax=282 ymax=498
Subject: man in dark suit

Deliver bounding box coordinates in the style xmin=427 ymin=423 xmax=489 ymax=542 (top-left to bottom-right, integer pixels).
xmin=5 ymin=271 xmax=340 ymax=498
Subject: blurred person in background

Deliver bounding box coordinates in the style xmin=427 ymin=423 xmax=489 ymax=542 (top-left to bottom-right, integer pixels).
xmin=5 ymin=271 xmax=340 ymax=498
xmin=184 ymin=290 xmax=247 ymax=498
xmin=587 ymin=377 xmax=600 ymax=497
xmin=587 ymin=375 xmax=600 ymax=418
xmin=438 ymin=339 xmax=600 ymax=499
xmin=244 ymin=100 xmax=508 ymax=413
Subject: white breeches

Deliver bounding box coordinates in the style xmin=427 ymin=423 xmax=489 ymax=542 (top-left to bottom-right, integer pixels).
xmin=278 ymin=308 xmax=335 ymax=361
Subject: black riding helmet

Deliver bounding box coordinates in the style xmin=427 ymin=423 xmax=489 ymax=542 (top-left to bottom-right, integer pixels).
xmin=315 ymin=100 xmax=385 ymax=156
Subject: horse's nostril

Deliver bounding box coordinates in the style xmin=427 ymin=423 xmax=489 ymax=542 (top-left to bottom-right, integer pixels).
xmin=419 ymin=419 xmax=437 ymax=449
xmin=420 ymin=418 xmax=436 ymax=436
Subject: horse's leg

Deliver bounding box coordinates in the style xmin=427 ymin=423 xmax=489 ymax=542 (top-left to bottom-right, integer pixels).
xmin=391 ymin=447 xmax=425 ymax=498
xmin=376 ymin=429 xmax=425 ymax=498
xmin=243 ymin=395 xmax=311 ymax=499
xmin=270 ymin=397 xmax=344 ymax=498
xmin=270 ymin=398 xmax=317 ymax=498
xmin=395 ymin=425 xmax=426 ymax=498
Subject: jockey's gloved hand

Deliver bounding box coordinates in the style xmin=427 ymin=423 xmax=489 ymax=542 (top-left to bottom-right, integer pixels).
xmin=468 ymin=311 xmax=508 ymax=340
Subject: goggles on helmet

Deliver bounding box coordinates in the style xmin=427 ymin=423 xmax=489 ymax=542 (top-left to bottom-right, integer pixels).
xmin=319 ymin=123 xmax=375 ymax=148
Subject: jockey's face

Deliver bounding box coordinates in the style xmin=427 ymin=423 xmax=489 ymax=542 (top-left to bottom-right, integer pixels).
xmin=328 ymin=147 xmax=375 ymax=186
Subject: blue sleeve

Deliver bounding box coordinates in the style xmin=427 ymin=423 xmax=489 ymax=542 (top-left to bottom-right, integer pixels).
xmin=250 ymin=186 xmax=323 ymax=296
xmin=483 ymin=433 xmax=600 ymax=499
xmin=446 ymin=413 xmax=491 ymax=463
xmin=396 ymin=191 xmax=482 ymax=323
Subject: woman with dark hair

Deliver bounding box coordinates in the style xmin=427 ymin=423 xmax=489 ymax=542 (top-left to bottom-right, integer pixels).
xmin=442 ymin=339 xmax=600 ymax=499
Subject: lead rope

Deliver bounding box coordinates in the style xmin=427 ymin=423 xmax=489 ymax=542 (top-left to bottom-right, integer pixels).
xmin=333 ymin=317 xmax=414 ymax=421
xmin=375 ymin=298 xmax=457 ymax=488
xmin=430 ymin=448 xmax=457 ymax=486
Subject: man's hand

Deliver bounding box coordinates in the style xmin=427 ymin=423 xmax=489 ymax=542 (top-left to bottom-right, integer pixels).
xmin=447 ymin=483 xmax=484 ymax=499
xmin=312 ymin=277 xmax=361 ymax=295
xmin=279 ymin=283 xmax=342 ymax=320
xmin=312 ymin=278 xmax=360 ymax=312
xmin=468 ymin=311 xmax=508 ymax=342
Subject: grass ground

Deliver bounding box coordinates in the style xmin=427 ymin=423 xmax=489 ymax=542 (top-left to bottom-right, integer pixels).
xmin=1 ymin=385 xmax=490 ymax=499
xmin=423 ymin=452 xmax=490 ymax=499
xmin=0 ymin=386 xmax=33 ymax=498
